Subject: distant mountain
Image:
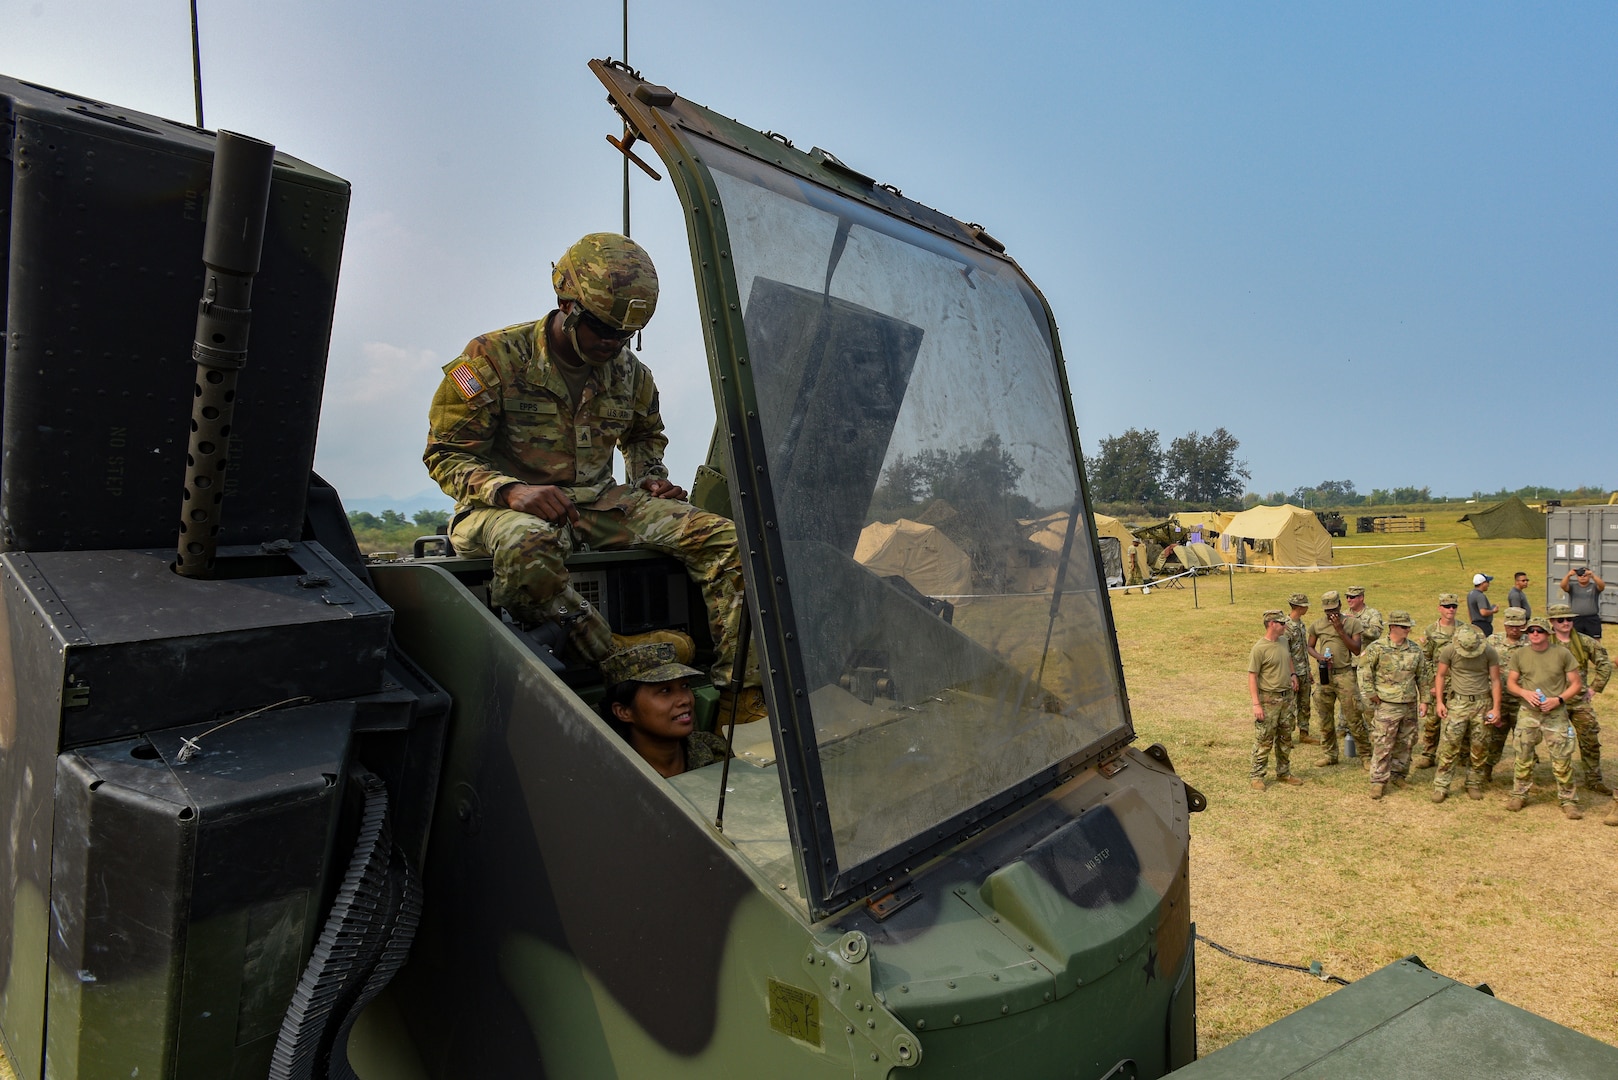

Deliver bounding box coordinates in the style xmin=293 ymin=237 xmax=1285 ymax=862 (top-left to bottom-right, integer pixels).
xmin=341 ymin=487 xmax=455 ymax=517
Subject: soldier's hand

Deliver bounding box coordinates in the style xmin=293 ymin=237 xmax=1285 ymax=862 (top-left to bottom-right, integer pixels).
xmin=1417 ymin=702 xmax=1427 ymax=718
xmin=506 ymin=483 xmax=581 ymax=525
xmin=1251 ymin=703 xmax=1265 ymax=719
xmin=1436 ymin=702 xmax=1448 ymax=720
xmin=641 ymin=477 xmax=688 ymax=501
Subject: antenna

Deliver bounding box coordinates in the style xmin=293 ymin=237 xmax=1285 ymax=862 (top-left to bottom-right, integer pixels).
xmin=621 ymin=0 xmax=631 ymax=237
xmin=190 ymin=0 xmax=205 ymax=128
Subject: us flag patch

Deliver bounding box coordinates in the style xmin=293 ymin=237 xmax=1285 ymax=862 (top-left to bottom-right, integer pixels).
xmin=449 ymin=361 xmax=486 ymax=401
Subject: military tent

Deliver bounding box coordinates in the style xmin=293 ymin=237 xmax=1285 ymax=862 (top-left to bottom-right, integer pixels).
xmin=855 ymin=518 xmax=973 ymax=598
xmin=1219 ymin=504 xmax=1335 ymax=571
xmin=1459 ymin=496 xmax=1546 ymax=540
xmin=1023 ymin=511 xmax=1135 ymax=554
xmin=1171 ymin=511 xmax=1233 ymax=539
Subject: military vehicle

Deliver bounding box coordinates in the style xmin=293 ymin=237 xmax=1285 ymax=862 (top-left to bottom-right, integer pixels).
xmin=3 ymin=60 xmax=1617 ymax=1080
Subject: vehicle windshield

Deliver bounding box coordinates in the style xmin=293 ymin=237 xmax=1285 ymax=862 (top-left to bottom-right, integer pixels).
xmin=699 ymin=136 xmax=1131 ymax=893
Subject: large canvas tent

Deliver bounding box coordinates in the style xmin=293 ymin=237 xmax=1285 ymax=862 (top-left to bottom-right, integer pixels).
xmin=1022 ymin=510 xmax=1135 ymax=554
xmin=1171 ymin=511 xmax=1233 ymax=538
xmin=1219 ymin=504 xmax=1335 ymax=570
xmin=855 ymin=518 xmax=973 ymax=598
xmin=1459 ymin=496 xmax=1547 ymax=540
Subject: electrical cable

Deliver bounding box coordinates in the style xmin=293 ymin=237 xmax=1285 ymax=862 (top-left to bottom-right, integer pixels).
xmin=1196 ymin=931 xmax=1351 ymax=986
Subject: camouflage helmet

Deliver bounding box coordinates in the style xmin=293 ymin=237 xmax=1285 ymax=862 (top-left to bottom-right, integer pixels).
xmin=552 ymin=232 xmax=659 ymax=332
xmin=1386 ymin=610 xmax=1415 ymax=628
xmin=1503 ymin=606 xmax=1528 ymax=627
xmin=1452 ymin=625 xmax=1485 ymax=659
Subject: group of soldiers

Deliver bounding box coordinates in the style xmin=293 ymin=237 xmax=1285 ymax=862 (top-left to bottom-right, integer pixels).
xmin=1246 ymin=584 xmax=1613 ymax=824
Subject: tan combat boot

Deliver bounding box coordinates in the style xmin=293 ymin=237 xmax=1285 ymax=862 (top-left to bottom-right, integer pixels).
xmin=1369 ymin=783 xmax=1385 ymax=800
xmin=1504 ymin=795 xmax=1525 ymax=812
xmin=1605 ymin=799 xmax=1618 ymax=826
xmin=1430 ymin=788 xmax=1446 ymax=803
xmin=1561 ymin=803 xmax=1583 ymax=821
xmin=715 ymin=684 xmax=768 ymax=726
xmin=611 ymin=629 xmax=696 ymax=664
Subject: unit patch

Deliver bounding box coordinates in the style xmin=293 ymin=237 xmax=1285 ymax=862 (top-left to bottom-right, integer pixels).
xmin=448 ymin=361 xmax=487 ymax=402
xmin=767 ymin=978 xmax=822 ymax=1047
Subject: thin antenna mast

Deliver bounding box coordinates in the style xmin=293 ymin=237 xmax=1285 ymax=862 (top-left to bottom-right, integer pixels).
xmin=190 ymin=0 xmax=205 ymax=128
xmin=621 ymin=0 xmax=631 ymax=236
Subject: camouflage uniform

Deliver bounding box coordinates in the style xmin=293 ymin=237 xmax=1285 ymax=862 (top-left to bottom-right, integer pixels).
xmin=424 ymin=316 xmax=751 ymax=687
xmin=1308 ymin=596 xmax=1366 ymax=766
xmin=1284 ymin=593 xmax=1312 ymax=738
xmin=1506 ymin=634 xmax=1580 ymax=809
xmin=1549 ymin=603 xmax=1612 ymax=794
xmin=1357 ymin=617 xmax=1431 ymax=789
xmin=1248 ymin=624 xmax=1297 ymax=782
xmin=1432 ymin=628 xmax=1499 ymax=797
xmin=1346 ymin=591 xmax=1382 ymax=716
xmin=1415 ymin=601 xmax=1463 ymax=765
xmin=1484 ymin=610 xmax=1530 ymax=773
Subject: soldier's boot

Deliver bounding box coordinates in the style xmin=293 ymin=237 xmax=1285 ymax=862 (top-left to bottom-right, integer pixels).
xmin=715 ymin=685 xmax=769 ymax=726
xmin=1605 ymin=798 xmax=1618 ymax=826
xmin=1359 ymin=756 xmax=1369 ymax=771
xmin=1249 ymin=779 xmax=1266 ymax=792
xmin=1585 ymin=774 xmax=1611 ymax=796
xmin=1314 ymin=755 xmax=1338 ymax=768
xmin=1413 ymin=754 xmax=1435 ymax=770
xmin=1504 ymin=795 xmax=1526 ymax=812
xmin=1561 ymin=802 xmax=1583 ymax=821
xmin=1466 ymin=785 xmax=1485 ymax=800
xmin=1279 ymin=775 xmax=1304 ymax=787
xmin=1430 ymin=787 xmax=1446 ymax=803
xmin=1480 ymin=764 xmax=1493 ymax=784
xmin=1388 ymin=775 xmax=1407 ymax=790
xmin=611 ymin=629 xmax=696 ymax=665
xmin=539 ymin=587 xmax=615 ymax=663
xmin=1297 ymin=731 xmax=1319 ymax=745
xmin=1369 ymin=783 xmax=1385 ymax=800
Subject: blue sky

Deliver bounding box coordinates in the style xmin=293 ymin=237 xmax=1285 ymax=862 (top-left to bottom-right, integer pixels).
xmin=4 ymin=2 xmax=1613 ymax=511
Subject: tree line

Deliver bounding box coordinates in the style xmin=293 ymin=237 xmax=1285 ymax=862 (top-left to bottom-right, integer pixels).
xmin=1085 ymin=427 xmax=1251 ymax=508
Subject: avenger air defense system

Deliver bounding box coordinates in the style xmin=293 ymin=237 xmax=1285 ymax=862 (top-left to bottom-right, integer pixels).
xmin=2 ymin=60 xmax=1616 ymax=1080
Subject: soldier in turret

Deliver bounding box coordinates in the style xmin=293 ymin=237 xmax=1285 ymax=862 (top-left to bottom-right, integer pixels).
xmin=425 ymin=232 xmax=766 ymax=723
xmin=1358 ymin=610 xmax=1431 ymax=800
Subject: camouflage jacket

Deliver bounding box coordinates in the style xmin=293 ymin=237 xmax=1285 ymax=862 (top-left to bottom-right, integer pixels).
xmin=1420 ymin=620 xmax=1461 ymax=666
xmin=1358 ymin=637 xmax=1432 ymax=704
xmin=424 ymin=315 xmax=669 ymax=513
xmin=685 ymin=730 xmax=733 ymax=771
xmin=1349 ymin=605 xmax=1383 ymax=666
xmin=1284 ymin=617 xmax=1311 ymax=682
xmin=1486 ymin=630 xmax=1530 ymax=669
xmin=1555 ymin=632 xmax=1612 ymax=695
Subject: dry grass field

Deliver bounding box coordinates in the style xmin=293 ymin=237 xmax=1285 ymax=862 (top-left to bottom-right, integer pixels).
xmin=1110 ymin=515 xmax=1618 ymax=1054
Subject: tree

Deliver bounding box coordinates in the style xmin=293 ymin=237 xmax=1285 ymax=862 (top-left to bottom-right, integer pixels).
xmin=1292 ymin=479 xmax=1362 ymax=507
xmin=1085 ymin=428 xmax=1165 ymax=504
xmin=1163 ymin=428 xmax=1250 ymax=506
xmin=413 ymin=508 xmax=451 ymax=531
xmin=380 ymin=509 xmax=408 ymax=527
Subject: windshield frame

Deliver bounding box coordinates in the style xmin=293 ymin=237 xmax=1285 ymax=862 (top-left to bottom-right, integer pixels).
xmin=594 ymin=60 xmax=1135 ymax=918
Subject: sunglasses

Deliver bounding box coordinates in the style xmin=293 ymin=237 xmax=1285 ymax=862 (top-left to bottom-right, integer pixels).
xmin=1439 ymin=604 xmax=1458 ymax=609
xmin=1526 ymin=628 xmax=1549 ymax=635
xmin=578 ymin=309 xmax=634 ymax=342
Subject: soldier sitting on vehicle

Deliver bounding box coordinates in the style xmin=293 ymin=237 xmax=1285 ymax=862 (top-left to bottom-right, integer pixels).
xmin=424 ymin=233 xmax=766 ymax=723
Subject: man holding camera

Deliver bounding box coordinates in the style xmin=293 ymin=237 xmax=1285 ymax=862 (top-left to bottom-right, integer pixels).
xmin=1559 ymin=566 xmax=1606 ymax=639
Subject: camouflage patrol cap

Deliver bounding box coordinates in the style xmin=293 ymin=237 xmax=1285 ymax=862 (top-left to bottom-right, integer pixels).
xmin=1262 ymin=609 xmax=1286 ymax=625
xmin=1321 ymin=590 xmax=1342 ymax=609
xmin=1452 ymin=625 xmax=1485 ymax=659
xmin=1503 ymin=607 xmax=1528 ymax=626
xmin=1438 ymin=592 xmax=1460 ymax=607
xmin=600 ymin=642 xmax=702 ymax=687
xmin=1386 ymin=610 xmax=1415 ymax=627
xmin=1545 ymin=603 xmax=1575 ymax=621
xmin=1345 ymin=586 xmax=1365 ymax=598
xmin=552 ymin=233 xmax=660 ymax=332
xmin=1525 ymin=617 xmax=1552 ymax=633
xmin=1287 ymin=592 xmax=1309 ymax=608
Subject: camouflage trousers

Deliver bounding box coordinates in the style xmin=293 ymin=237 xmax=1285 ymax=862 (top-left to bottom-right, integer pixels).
xmin=1368 ymin=700 xmax=1418 ymax=784
xmin=1565 ymin=696 xmax=1603 ymax=787
xmin=1292 ymin=678 xmax=1312 ymax=735
xmin=1511 ymin=709 xmax=1576 ymax=803
xmin=1250 ymin=691 xmax=1296 ymax=779
xmin=1434 ymin=693 xmax=1493 ymax=791
xmin=450 ymin=491 xmax=755 ymax=687
xmin=1313 ymin=671 xmax=1367 ymax=761
xmin=1417 ymin=697 xmax=1441 ymax=760
xmin=1485 ymin=696 xmax=1519 ymax=768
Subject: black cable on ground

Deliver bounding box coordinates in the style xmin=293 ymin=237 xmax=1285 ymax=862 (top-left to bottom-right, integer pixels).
xmin=1196 ymin=931 xmax=1351 ymax=986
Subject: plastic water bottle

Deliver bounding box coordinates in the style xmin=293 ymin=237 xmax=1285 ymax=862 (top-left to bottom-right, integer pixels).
xmin=1535 ymin=689 xmax=1545 ymax=705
